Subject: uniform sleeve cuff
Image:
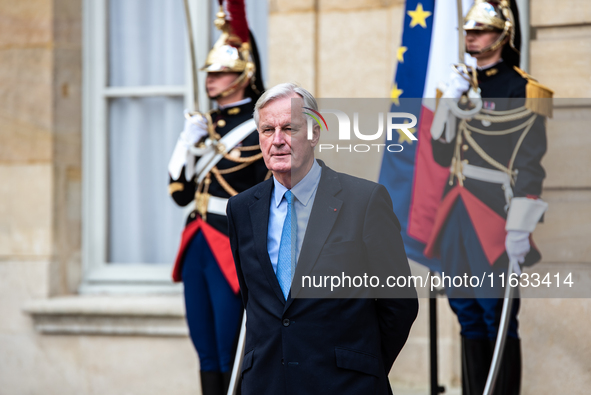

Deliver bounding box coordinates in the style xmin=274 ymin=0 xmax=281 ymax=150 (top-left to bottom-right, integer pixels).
xmin=431 ymin=100 xmax=456 ymax=142
xmin=168 ymin=138 xmax=190 ymax=180
xmin=506 ymin=197 xmax=548 ymax=233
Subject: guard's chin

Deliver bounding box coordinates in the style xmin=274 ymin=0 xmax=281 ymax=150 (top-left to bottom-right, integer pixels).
xmin=206 ymin=88 xmax=219 ymax=99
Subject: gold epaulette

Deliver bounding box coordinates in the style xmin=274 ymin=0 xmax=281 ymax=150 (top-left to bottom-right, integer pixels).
xmin=513 ymin=66 xmax=554 ymax=118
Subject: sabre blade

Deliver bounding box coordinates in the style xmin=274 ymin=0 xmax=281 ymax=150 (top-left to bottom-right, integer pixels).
xmin=483 ymin=258 xmax=518 ymax=395
xmin=183 ymin=0 xmax=199 ymax=111
xmin=227 ymin=311 xmax=246 ymax=395
xmin=457 ymin=0 xmax=466 ymax=63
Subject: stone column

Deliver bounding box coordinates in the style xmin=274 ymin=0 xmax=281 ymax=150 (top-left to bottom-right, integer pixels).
xmin=0 ymin=0 xmax=82 ymax=299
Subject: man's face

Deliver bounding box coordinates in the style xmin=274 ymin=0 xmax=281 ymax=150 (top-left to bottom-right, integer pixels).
xmin=257 ymin=94 xmax=320 ymax=186
xmin=205 ymin=72 xmax=240 ymax=98
xmin=465 ymin=30 xmax=502 ymax=55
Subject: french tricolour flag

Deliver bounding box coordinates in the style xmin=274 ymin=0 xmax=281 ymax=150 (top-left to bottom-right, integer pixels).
xmin=378 ymin=0 xmax=474 ymax=272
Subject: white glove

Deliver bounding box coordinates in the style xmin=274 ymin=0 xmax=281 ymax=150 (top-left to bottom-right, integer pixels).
xmin=505 ymin=230 xmax=530 ymax=275
xmin=180 ymin=110 xmax=209 ymax=146
xmin=443 ymin=71 xmax=471 ymax=100
xmin=168 ymin=110 xmax=209 ymax=180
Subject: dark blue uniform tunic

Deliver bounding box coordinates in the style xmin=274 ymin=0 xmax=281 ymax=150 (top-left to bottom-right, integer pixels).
xmin=169 ymin=100 xmax=268 ymax=371
xmin=431 ymin=61 xmax=547 ymax=339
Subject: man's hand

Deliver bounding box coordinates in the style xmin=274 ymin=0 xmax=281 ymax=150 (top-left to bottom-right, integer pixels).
xmin=505 ymin=230 xmax=530 ymax=275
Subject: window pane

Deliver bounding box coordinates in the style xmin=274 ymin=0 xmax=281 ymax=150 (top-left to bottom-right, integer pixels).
xmin=108 ymin=97 xmax=186 ymax=264
xmin=108 ymin=0 xmax=186 ymax=87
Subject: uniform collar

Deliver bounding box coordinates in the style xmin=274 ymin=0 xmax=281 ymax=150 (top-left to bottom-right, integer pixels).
xmin=477 ymin=59 xmax=503 ymax=71
xmin=477 ymin=59 xmax=508 ymax=81
xmin=218 ymin=97 xmax=252 ymax=110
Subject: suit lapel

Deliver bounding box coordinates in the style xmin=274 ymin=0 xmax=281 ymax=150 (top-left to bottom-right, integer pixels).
xmin=249 ymin=178 xmax=286 ymax=305
xmin=287 ymin=162 xmax=343 ymax=305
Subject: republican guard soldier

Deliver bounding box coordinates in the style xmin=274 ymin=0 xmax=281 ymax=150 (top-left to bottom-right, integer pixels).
xmin=425 ymin=0 xmax=553 ymax=393
xmin=167 ymin=1 xmax=267 ymax=394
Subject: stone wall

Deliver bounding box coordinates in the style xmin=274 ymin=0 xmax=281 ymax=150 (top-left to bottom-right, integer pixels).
xmin=0 ymin=0 xmax=56 ymax=390
xmin=0 ymin=0 xmax=82 ymax=295
xmin=0 ymin=1 xmax=199 ymax=394
xmin=520 ymin=1 xmax=591 ymax=393
xmin=268 ymin=0 xmax=405 ymax=98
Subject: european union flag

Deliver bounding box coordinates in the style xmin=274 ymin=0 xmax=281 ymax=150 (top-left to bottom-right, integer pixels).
xmin=378 ymin=0 xmax=440 ymax=271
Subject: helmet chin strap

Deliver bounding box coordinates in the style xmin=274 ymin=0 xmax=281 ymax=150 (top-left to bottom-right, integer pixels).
xmin=467 ymin=27 xmax=510 ymax=57
xmin=211 ymin=62 xmax=256 ymax=100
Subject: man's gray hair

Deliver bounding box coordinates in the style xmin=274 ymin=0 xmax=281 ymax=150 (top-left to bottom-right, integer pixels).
xmin=253 ymin=82 xmax=318 ymax=127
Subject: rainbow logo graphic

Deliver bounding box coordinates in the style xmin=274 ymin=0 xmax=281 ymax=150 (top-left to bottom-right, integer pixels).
xmin=303 ymin=107 xmax=328 ymax=131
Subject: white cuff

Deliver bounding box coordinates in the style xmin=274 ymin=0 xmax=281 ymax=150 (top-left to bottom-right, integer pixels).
xmin=431 ymin=101 xmax=458 ymax=143
xmin=185 ymin=150 xmax=196 ymax=181
xmin=506 ymin=197 xmax=548 ymax=232
xmin=168 ymin=138 xmax=190 ymax=180
xmin=444 ymin=111 xmax=457 ymax=143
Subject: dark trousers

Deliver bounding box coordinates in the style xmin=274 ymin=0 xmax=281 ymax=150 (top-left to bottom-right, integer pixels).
xmin=440 ymin=200 xmax=519 ymax=340
xmin=182 ymin=232 xmax=243 ymax=372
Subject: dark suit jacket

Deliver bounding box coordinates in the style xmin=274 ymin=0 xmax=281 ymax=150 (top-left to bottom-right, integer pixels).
xmin=226 ymin=160 xmax=418 ymax=395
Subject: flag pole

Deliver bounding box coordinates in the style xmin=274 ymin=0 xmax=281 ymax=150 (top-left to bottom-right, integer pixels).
xmin=430 ymin=276 xmax=445 ymax=395
xmin=183 ymin=0 xmax=199 ymax=111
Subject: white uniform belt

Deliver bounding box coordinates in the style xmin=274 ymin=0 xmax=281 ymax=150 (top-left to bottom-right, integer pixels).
xmin=207 ymin=196 xmax=228 ymax=216
xmin=460 ymin=163 xmax=514 ymax=208
xmin=461 ymin=163 xmax=511 ymax=185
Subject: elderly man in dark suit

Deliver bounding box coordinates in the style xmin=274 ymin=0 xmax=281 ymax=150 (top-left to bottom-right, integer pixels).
xmin=226 ymin=82 xmax=418 ymax=395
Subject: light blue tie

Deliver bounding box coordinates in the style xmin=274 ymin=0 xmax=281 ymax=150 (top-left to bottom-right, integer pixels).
xmin=276 ymin=190 xmax=297 ymax=300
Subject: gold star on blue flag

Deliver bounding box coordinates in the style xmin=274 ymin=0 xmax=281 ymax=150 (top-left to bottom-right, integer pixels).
xmin=397 ymin=120 xmax=417 ymax=144
xmin=390 ymin=83 xmax=404 ymax=106
xmin=397 ymin=46 xmax=408 ymax=63
xmin=407 ymin=3 xmax=432 ymax=28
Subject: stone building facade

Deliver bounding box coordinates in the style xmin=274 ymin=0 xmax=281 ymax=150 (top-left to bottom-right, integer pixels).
xmin=0 ymin=0 xmax=589 ymax=394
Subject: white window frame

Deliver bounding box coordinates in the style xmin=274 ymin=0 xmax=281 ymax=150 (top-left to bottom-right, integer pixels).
xmin=81 ymin=0 xmax=211 ymax=294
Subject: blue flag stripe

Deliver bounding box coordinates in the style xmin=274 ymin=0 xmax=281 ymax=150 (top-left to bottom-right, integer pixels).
xmin=378 ymin=0 xmax=441 ymax=271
